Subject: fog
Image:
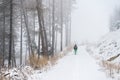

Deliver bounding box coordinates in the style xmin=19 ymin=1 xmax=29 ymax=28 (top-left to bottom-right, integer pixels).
xmin=71 ymin=0 xmax=120 ymax=43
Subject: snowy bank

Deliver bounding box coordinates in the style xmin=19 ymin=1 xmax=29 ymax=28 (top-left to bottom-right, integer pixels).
xmin=95 ymin=30 xmax=120 ymax=63
xmin=94 ymin=30 xmax=120 ymax=79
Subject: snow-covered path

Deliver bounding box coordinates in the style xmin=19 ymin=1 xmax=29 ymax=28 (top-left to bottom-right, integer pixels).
xmin=40 ymin=46 xmax=112 ymax=80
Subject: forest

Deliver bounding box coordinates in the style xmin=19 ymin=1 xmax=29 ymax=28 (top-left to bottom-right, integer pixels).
xmin=0 ymin=0 xmax=75 ymax=68
xmin=1 ymin=0 xmax=120 ymax=80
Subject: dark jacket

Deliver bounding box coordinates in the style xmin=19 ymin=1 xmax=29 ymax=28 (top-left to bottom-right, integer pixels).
xmin=74 ymin=44 xmax=78 ymax=50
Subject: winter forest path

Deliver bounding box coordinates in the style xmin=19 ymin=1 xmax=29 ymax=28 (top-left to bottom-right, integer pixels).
xmin=41 ymin=46 xmax=112 ymax=80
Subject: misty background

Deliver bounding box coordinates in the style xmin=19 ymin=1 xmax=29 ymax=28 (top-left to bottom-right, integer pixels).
xmin=71 ymin=0 xmax=120 ymax=43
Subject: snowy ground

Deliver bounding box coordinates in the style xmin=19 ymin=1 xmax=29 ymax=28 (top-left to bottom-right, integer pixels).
xmin=29 ymin=46 xmax=113 ymax=80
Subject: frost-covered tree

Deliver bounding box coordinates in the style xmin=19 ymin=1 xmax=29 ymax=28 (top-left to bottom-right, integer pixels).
xmin=110 ymin=8 xmax=120 ymax=31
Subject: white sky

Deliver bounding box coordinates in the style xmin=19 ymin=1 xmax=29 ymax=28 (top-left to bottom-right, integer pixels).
xmin=71 ymin=0 xmax=120 ymax=43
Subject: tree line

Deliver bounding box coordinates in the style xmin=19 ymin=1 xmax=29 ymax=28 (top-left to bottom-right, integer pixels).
xmin=0 ymin=0 xmax=75 ymax=68
xmin=110 ymin=7 xmax=120 ymax=31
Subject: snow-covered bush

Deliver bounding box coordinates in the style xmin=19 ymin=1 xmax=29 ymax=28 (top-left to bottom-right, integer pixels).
xmin=0 ymin=66 xmax=34 ymax=80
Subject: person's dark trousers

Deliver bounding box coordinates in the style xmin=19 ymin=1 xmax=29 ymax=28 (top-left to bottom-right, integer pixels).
xmin=74 ymin=49 xmax=77 ymax=55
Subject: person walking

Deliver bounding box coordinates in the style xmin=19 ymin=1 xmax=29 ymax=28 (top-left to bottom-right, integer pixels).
xmin=74 ymin=44 xmax=78 ymax=55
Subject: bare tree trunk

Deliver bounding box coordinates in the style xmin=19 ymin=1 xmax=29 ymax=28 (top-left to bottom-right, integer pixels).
xmin=20 ymin=7 xmax=23 ymax=65
xmin=33 ymin=11 xmax=36 ymax=42
xmin=2 ymin=4 xmax=5 ymax=67
xmin=55 ymin=30 xmax=58 ymax=53
xmin=48 ymin=0 xmax=52 ymax=47
xmin=65 ymin=22 xmax=69 ymax=47
xmin=25 ymin=43 xmax=28 ymax=65
xmin=69 ymin=0 xmax=72 ymax=44
xmin=51 ymin=0 xmax=55 ymax=55
xmin=12 ymin=38 xmax=16 ymax=67
xmin=60 ymin=0 xmax=63 ymax=51
xmin=20 ymin=0 xmax=34 ymax=55
xmin=41 ymin=9 xmax=48 ymax=56
xmin=69 ymin=17 xmax=71 ymax=44
xmin=42 ymin=21 xmax=48 ymax=56
xmin=36 ymin=0 xmax=48 ymax=56
xmin=8 ymin=0 xmax=13 ymax=67
xmin=36 ymin=0 xmax=42 ymax=57
xmin=37 ymin=15 xmax=41 ymax=57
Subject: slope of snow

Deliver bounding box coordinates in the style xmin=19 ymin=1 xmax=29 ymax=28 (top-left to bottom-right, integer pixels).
xmin=29 ymin=46 xmax=111 ymax=80
xmin=95 ymin=30 xmax=120 ymax=62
